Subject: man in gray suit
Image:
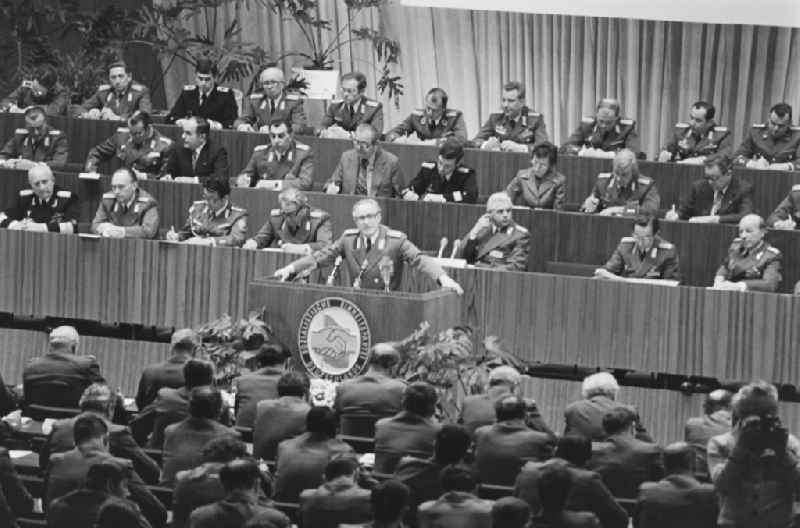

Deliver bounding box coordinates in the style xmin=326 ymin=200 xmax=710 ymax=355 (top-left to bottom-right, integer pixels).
xmin=324 ymin=124 xmax=404 ymax=197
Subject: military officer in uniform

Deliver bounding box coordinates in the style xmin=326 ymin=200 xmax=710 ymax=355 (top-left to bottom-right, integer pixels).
xmin=91 ymin=167 xmax=160 ymax=239
xmin=78 ymin=62 xmax=152 ymax=120
xmin=459 ymin=192 xmax=529 ymax=271
xmin=505 ymin=142 xmax=566 ymax=210
xmin=0 ymin=163 xmax=78 ymax=233
xmin=581 ymin=149 xmax=660 ymax=216
xmin=733 ymin=102 xmax=800 ymax=170
xmin=712 ymin=214 xmax=781 ymax=292
xmin=401 ymin=137 xmax=477 ymax=203
xmin=595 ymin=215 xmax=680 ymax=282
xmin=243 ymin=188 xmax=332 ymax=254
xmin=84 ymin=111 xmax=174 ymax=179
xmin=767 ymin=184 xmax=800 ymax=229
xmin=319 ymin=71 xmax=384 ymax=136
xmin=385 ymin=88 xmax=468 ymax=143
xmin=274 ymin=198 xmax=463 ymax=293
xmin=235 ymin=66 xmax=307 ymax=133
xmin=236 ymin=119 xmax=314 ymax=190
xmin=472 ymin=81 xmax=547 ymax=152
xmin=0 ymin=106 xmax=68 ymax=169
xmin=166 ymin=58 xmax=238 ymax=129
xmin=166 ymin=179 xmax=247 ymax=247
xmin=658 ymin=101 xmax=731 ymax=163
xmin=562 ymin=98 xmax=640 ymax=157
xmin=1 ymin=64 xmax=69 ymax=116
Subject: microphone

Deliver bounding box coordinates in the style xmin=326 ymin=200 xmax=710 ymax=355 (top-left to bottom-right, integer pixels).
xmin=326 ymin=255 xmax=342 ymax=286
xmin=378 ymin=255 xmax=394 ymax=292
xmin=353 ymin=258 xmax=369 ymax=289
xmin=437 ymin=237 xmax=448 ymax=258
xmin=449 ymin=238 xmax=461 ymax=259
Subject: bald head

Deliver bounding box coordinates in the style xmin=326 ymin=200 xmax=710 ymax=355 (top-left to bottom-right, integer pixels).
xmin=704 ymin=389 xmax=732 ymax=415
xmin=260 ymin=67 xmax=285 ymax=98
xmin=28 ymin=163 xmax=55 ymax=200
xmin=613 ymin=149 xmax=638 ymax=185
xmin=486 ymin=192 xmax=513 ymax=212
xmin=737 ymin=214 xmax=766 ymax=248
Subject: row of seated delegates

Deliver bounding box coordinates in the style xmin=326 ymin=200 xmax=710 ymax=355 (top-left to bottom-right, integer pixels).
xmin=0 ymin=106 xmax=68 ymax=170
xmin=76 ymin=61 xmax=152 ymax=121
xmin=0 ymin=64 xmax=70 ymax=115
xmin=165 ymin=58 xmax=239 ymax=130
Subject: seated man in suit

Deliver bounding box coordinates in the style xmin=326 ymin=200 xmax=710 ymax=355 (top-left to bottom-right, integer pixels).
xmin=634 ymin=442 xmax=717 ymax=528
xmin=401 ymin=137 xmax=478 ymax=203
xmin=232 ymin=343 xmax=290 ymax=428
xmin=385 ymin=87 xmax=468 ymax=143
xmin=47 ymin=460 xmax=132 ymax=528
xmin=253 ymin=371 xmax=311 ymax=462
xmin=370 ymin=480 xmax=411 ymax=528
xmin=684 ymin=389 xmax=732 ymax=479
xmin=166 ymin=58 xmax=238 ymax=129
xmin=135 ymin=328 xmax=199 ymax=411
xmin=460 ymin=192 xmax=530 ymax=271
xmin=711 ymin=213 xmax=782 ymax=293
xmin=581 ymin=149 xmax=660 ymax=217
xmin=0 ymin=163 xmax=79 ymax=234
xmin=334 ymin=342 xmax=407 ymax=419
xmin=160 ymin=117 xmax=229 ymax=182
xmin=492 ymin=498 xmax=532 ymax=528
xmin=562 ymin=98 xmax=639 ymax=158
xmin=236 ymin=118 xmax=314 ymax=190
xmin=665 ymin=153 xmax=753 ymax=224
xmin=235 ymin=65 xmax=306 ymax=133
xmin=374 ymin=382 xmax=441 ymax=474
xmin=320 ymin=71 xmax=383 ymax=136
xmin=77 ymin=61 xmax=152 ymax=120
xmin=299 ymin=456 xmax=373 ymax=528
xmin=474 ymin=395 xmax=555 ymax=486
xmin=418 ymin=465 xmax=493 ymax=528
xmin=505 ymin=142 xmax=567 ymax=210
xmin=531 ymin=464 xmax=600 ymax=528
xmin=595 ymin=214 xmax=681 ymax=282
xmin=165 ymin=178 xmax=248 ymax=247
xmin=0 ymin=446 xmax=33 ymax=526
xmin=91 ymin=167 xmax=160 ymax=239
xmin=324 ymin=124 xmax=404 ymax=197
xmin=471 ymin=81 xmax=547 ymax=152
xmin=658 ymin=101 xmax=731 ymax=163
xmin=0 ymin=105 xmax=68 ymax=170
xmin=22 ymin=325 xmax=104 ymax=411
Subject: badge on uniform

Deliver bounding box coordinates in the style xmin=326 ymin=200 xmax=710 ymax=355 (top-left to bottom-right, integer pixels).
xmin=489 ymin=250 xmax=504 ymax=259
xmin=494 ymin=125 xmax=507 ymax=135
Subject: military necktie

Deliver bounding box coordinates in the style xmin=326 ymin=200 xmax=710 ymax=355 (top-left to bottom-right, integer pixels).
xmin=270 ymin=99 xmax=276 ymax=115
xmin=199 ymin=92 xmax=206 ymax=107
xmin=366 ymin=237 xmax=372 ymax=251
xmin=711 ymin=190 xmax=722 ymax=215
xmin=355 ymin=158 xmax=369 ymax=195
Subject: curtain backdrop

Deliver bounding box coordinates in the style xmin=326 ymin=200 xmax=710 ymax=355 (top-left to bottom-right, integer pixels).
xmin=164 ymin=2 xmax=800 ymax=157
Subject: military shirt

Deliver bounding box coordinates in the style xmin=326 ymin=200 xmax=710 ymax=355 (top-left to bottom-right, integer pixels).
xmin=234 ymin=92 xmax=307 ymax=133
xmin=0 ymin=125 xmax=68 ymax=168
xmin=505 ymin=169 xmax=567 ymax=210
xmin=766 ymin=186 xmax=800 ymax=227
xmin=178 ymin=200 xmax=247 ymax=247
xmin=588 ymin=173 xmax=660 ymax=216
xmin=252 ymin=207 xmax=332 ymax=250
xmin=460 ymin=222 xmax=530 ymax=272
xmin=79 ymin=82 xmax=152 ymax=119
xmin=85 ymin=127 xmax=174 ymax=176
xmin=240 ymin=141 xmax=314 ymax=190
xmin=734 ymin=124 xmax=800 ymax=169
xmin=662 ymin=122 xmax=731 ymax=161
xmin=604 ymin=235 xmax=680 ymax=281
xmin=320 ymin=97 xmax=384 ymax=133
xmin=166 ymin=84 xmax=238 ymax=128
xmin=385 ymin=109 xmax=468 ymax=142
xmin=472 ymin=108 xmax=548 ymax=146
xmin=563 ymin=117 xmax=640 ymax=153
xmin=91 ymin=188 xmax=160 ymax=239
xmin=0 ymin=186 xmax=79 ymax=233
xmin=1 ymin=82 xmax=69 ymax=116
xmin=716 ymin=239 xmax=782 ymax=292
xmin=405 ymin=162 xmax=477 ymax=203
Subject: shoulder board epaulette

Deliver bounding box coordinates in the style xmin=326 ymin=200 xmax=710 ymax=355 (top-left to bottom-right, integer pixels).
xmin=658 ymin=241 xmax=674 ymax=249
xmin=309 ymin=210 xmax=324 ymax=219
xmin=270 ymin=208 xmax=281 ymax=216
xmin=284 ymin=93 xmax=300 ymax=100
xmin=446 ymin=110 xmax=459 ymax=117
xmin=714 ymin=126 xmax=728 ymax=132
xmin=619 ymin=119 xmax=634 ymax=126
xmin=56 ymin=190 xmax=71 ymax=198
xmin=597 ymin=172 xmax=612 ymax=179
xmin=791 ymin=126 xmax=800 ymax=132
xmin=192 ymin=200 xmax=205 ymax=206
xmin=365 ymin=100 xmax=379 ymax=107
xmin=386 ymin=229 xmax=404 ymax=238
xmin=131 ymin=84 xmax=144 ymax=91
xmin=48 ymin=130 xmax=61 ymax=136
xmin=98 ymin=84 xmax=111 ymax=91
xmin=620 ymin=236 xmax=636 ymax=243
xmin=457 ymin=167 xmax=470 ymax=173
xmin=791 ymin=184 xmax=800 ymax=192
xmin=231 ymin=206 xmax=246 ymax=213
xmin=513 ymin=224 xmax=528 ymax=233
xmin=581 ymin=116 xmax=594 ymax=124
xmin=675 ymin=123 xmax=689 ymax=128
xmin=412 ymin=109 xmax=424 ymax=116
xmin=136 ymin=196 xmax=152 ymax=203
xmin=19 ymin=189 xmax=33 ymax=196
xmin=116 ymin=127 xmax=130 ymax=134
xmin=249 ymin=93 xmax=264 ymax=100
xmin=752 ymin=123 xmax=766 ymax=129
xmin=637 ymin=176 xmax=653 ymax=184
xmin=254 ymin=145 xmax=268 ymax=152
xmin=331 ymin=99 xmax=343 ymax=104
xmin=215 ymin=86 xmax=230 ymax=93
xmin=527 ymin=111 xmax=541 ymax=118
xmin=14 ymin=128 xmax=28 ymax=135
xmin=343 ymin=228 xmax=359 ymax=235
xmin=421 ymin=162 xmax=435 ymax=169
xmin=102 ymin=192 xmax=115 ymax=200
xmin=767 ymin=246 xmax=781 ymax=254
xmin=295 ymin=142 xmax=310 ymax=151
xmin=183 ymin=84 xmax=196 ymax=91
xmin=159 ymin=136 xmax=173 ymax=144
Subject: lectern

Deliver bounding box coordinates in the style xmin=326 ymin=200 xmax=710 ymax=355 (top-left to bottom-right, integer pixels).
xmin=248 ymin=279 xmax=462 ymax=381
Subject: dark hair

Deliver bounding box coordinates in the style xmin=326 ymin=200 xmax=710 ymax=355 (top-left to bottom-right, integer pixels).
xmin=555 ymin=435 xmax=592 ymax=466
xmin=537 ymin=464 xmax=571 ymax=513
xmin=426 ymin=87 xmax=449 ymax=109
xmin=201 ymin=436 xmax=249 ymax=463
xmin=192 ymin=117 xmax=210 ymax=137
xmin=196 ymin=58 xmax=218 ymax=76
xmin=203 ymin=178 xmax=231 ymax=199
xmin=108 ymin=61 xmax=129 ymax=74
xmin=24 ymin=106 xmax=46 ymax=120
xmin=268 ymin=118 xmax=293 ymax=132
xmin=703 ymin=152 xmax=732 ymax=174
xmin=403 ymin=382 xmax=438 ymax=417
xmin=219 ymin=458 xmax=261 ymax=492
xmin=342 ymin=71 xmax=367 ymax=92
xmin=324 ymin=456 xmax=359 ymax=480
xmin=306 ymin=406 xmax=337 ymax=437
xmin=183 ymin=358 xmax=214 ymax=388
xmin=371 ymin=480 xmax=410 ymax=523
xmin=189 ymin=386 xmax=222 ymax=420
xmin=692 ymin=101 xmax=716 ymax=121
xmin=770 ymin=102 xmax=793 ymax=121
xmin=255 ymin=343 xmax=290 ymax=367
xmin=73 ymin=413 xmax=108 ymax=445
xmin=368 ymin=343 xmax=400 ymax=370
xmin=85 ymin=460 xmax=126 ymax=492
xmin=532 ymin=141 xmax=558 ymax=166
xmin=277 ymin=371 xmax=310 ymax=397
xmin=503 ymin=81 xmax=525 ymax=99
xmin=495 ymin=395 xmax=527 ymax=421
xmin=34 ymin=64 xmax=58 ymax=90
xmin=440 ymin=464 xmax=477 ymax=493
xmin=434 ymin=424 xmax=471 ymax=464
xmin=633 ymin=214 xmax=659 ymax=235
xmin=95 ymin=498 xmax=146 ymax=528
xmin=492 ymin=497 xmax=531 ymax=528
xmin=128 ymin=111 xmax=152 ymax=129
xmin=663 ymin=441 xmax=693 ymax=474
xmin=438 ymin=137 xmax=465 ymax=161
xmin=602 ymin=407 xmax=637 ymax=435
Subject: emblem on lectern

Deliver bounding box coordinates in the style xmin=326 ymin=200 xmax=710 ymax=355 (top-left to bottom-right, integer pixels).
xmin=298 ymin=297 xmax=371 ymax=381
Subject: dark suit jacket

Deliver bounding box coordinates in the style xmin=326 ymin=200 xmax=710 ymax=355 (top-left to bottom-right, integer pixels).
xmin=273 ymin=433 xmax=354 ymax=502
xmin=459 ymin=389 xmax=555 ymax=438
xmin=46 ymin=489 xmax=111 ymax=528
xmin=684 ymin=410 xmax=731 ymax=478
xmin=531 ymin=510 xmax=602 ymax=528
xmin=22 ymin=352 xmax=104 ymax=409
xmin=326 ymin=147 xmax=404 ymax=197
xmin=678 ymin=177 xmax=754 ymax=224
xmin=564 ymin=395 xmax=652 ymax=442
xmin=417 ymin=491 xmax=493 ymax=528
xmin=514 ymin=458 xmax=628 ymax=528
xmin=160 ymin=417 xmax=240 ymax=485
xmin=299 ymin=479 xmax=372 ymax=528
xmin=333 ymin=371 xmax=406 ymax=416
xmin=474 ymin=419 xmax=555 ymax=485
xmin=253 ymin=396 xmax=310 ymax=461
xmin=188 ymin=491 xmax=290 ymax=528
xmin=134 ymin=355 xmax=188 ymax=411
xmin=172 ymin=462 xmax=226 ymax=528
xmin=374 ymin=411 xmax=441 ymax=474
xmin=393 ymin=456 xmax=444 ymax=526
xmin=0 ymin=447 xmax=33 ymax=528
xmin=160 ymin=141 xmax=229 ymax=181
xmin=633 ymin=474 xmax=717 ymax=528
xmin=145 ymin=386 xmax=191 ymax=449
xmin=588 ymin=434 xmax=665 ymax=499
xmin=233 ymin=367 xmax=284 ymax=428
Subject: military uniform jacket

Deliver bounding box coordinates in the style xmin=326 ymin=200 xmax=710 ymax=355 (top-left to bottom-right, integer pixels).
xmin=385 ymin=108 xmax=468 ymax=141
xmin=320 ymin=97 xmax=384 ymax=133
xmin=178 ymin=200 xmax=247 ymax=247
xmin=166 ymin=84 xmax=238 ymax=128
xmin=85 ymin=127 xmax=174 ymax=176
xmin=406 ymin=161 xmax=477 ymax=203
xmin=91 ymin=188 xmax=160 ymax=239
xmin=472 ymin=107 xmax=548 ymax=146
xmin=252 ymin=207 xmax=333 ymax=250
xmin=0 ymin=125 xmax=68 ymax=168
xmin=766 ymin=188 xmax=800 ymax=227
xmin=564 ymin=117 xmax=640 ymax=153
xmin=461 ymin=222 xmax=529 ymax=272
xmin=734 ymin=124 xmax=800 ymax=168
xmin=0 ymin=186 xmax=79 ymax=233
xmin=604 ymin=235 xmax=680 ymax=281
xmin=505 ymin=168 xmax=566 ymax=210
xmin=80 ymin=82 xmax=153 ymax=118
xmin=293 ymin=224 xmax=446 ymax=291
xmin=234 ymin=91 xmax=307 ymax=132
xmin=591 ymin=173 xmax=660 ymax=215
xmin=663 ymin=122 xmax=731 ymax=160
xmin=716 ymin=239 xmax=782 ymax=292
xmin=2 ymin=82 xmax=69 ymax=116
xmin=678 ymin=177 xmax=754 ymax=224
xmin=240 ymin=141 xmax=314 ymax=190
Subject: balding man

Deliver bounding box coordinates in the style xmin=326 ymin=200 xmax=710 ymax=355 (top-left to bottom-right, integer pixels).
xmin=91 ymin=167 xmax=160 ymax=239
xmin=135 ymin=329 xmax=200 ymax=411
xmin=0 ymin=105 xmax=68 ymax=170
xmin=385 ymin=87 xmax=468 ymax=143
xmin=563 ymin=98 xmax=640 ymax=157
xmin=684 ymin=390 xmax=732 ymax=478
xmin=0 ymin=163 xmax=78 ymax=233
xmin=581 ymin=149 xmax=660 ymax=216
xmin=472 ymin=81 xmax=547 ymax=152
xmin=320 ymin=71 xmax=383 ymax=135
xmin=235 ymin=66 xmax=307 ymax=133
xmin=334 ymin=343 xmax=408 ymax=418
xmin=712 ymin=214 xmax=782 ymax=292
xmin=459 ymin=192 xmax=530 ymax=271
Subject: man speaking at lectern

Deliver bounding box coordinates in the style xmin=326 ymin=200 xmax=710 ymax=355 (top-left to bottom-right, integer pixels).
xmin=274 ymin=198 xmax=463 ymax=294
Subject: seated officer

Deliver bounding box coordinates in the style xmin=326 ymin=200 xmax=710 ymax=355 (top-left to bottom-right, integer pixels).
xmin=0 ymin=106 xmax=68 ymax=170
xmin=767 ymin=184 xmax=800 ymax=229
xmin=562 ymin=98 xmax=639 ymax=157
xmin=91 ymin=167 xmax=160 ymax=239
xmin=166 ymin=58 xmax=238 ymax=129
xmin=401 ymin=137 xmax=477 ymax=203
xmin=78 ymin=61 xmax=152 ymax=120
xmin=243 ymin=187 xmax=332 ymax=254
xmin=385 ymin=87 xmax=468 ymax=143
xmin=712 ymin=214 xmax=781 ymax=292
xmin=658 ymin=101 xmax=731 ymax=163
xmin=84 ymin=111 xmax=174 ymax=179
xmin=733 ymin=102 xmax=800 ymax=170
xmin=166 ymin=179 xmax=247 ymax=247
xmin=0 ymin=163 xmax=79 ymax=234
xmin=235 ymin=65 xmax=306 ymax=133
xmin=595 ymin=214 xmax=681 ymax=282
xmin=1 ymin=64 xmax=69 ymax=115
xmin=236 ymin=118 xmax=314 ymax=190
xmin=581 ymin=149 xmax=660 ymax=216
xmin=459 ymin=192 xmax=529 ymax=272
xmin=472 ymin=81 xmax=547 ymax=152
xmin=505 ymin=141 xmax=566 ymax=210
xmin=320 ymin=71 xmax=383 ymax=136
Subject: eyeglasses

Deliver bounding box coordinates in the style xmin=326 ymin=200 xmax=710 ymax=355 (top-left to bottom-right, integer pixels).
xmin=353 ymin=213 xmax=379 ymax=221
